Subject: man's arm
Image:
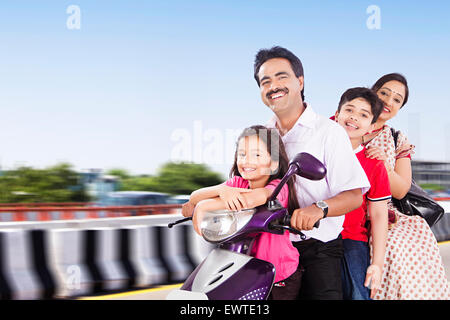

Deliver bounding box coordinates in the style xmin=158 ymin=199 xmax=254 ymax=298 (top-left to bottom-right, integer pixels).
xmin=290 ymin=188 xmax=363 ymax=231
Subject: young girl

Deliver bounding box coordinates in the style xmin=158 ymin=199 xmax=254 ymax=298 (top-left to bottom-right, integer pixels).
xmin=333 ymin=87 xmax=390 ymax=300
xmin=181 ymin=125 xmax=302 ymax=300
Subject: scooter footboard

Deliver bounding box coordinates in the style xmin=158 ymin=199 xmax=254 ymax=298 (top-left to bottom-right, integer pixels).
xmin=169 ymin=248 xmax=275 ymax=300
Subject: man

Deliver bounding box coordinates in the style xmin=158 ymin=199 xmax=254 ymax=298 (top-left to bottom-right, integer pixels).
xmin=253 ymin=46 xmax=370 ymax=299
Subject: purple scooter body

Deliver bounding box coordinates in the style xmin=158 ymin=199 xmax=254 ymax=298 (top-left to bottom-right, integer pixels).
xmin=166 ymin=152 xmax=326 ymax=300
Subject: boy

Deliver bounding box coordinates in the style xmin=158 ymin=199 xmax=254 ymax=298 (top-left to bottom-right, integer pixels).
xmin=334 ymin=87 xmax=390 ymax=300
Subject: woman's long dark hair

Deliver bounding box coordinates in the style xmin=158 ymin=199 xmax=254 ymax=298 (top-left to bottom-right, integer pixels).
xmin=229 ymin=125 xmax=300 ymax=215
xmin=371 ymin=73 xmax=409 ymax=107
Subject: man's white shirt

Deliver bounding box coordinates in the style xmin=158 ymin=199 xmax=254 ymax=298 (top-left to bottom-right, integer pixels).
xmin=266 ymin=104 xmax=370 ymax=242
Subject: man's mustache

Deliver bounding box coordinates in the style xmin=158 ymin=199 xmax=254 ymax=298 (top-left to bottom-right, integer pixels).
xmin=266 ymin=88 xmax=289 ymax=99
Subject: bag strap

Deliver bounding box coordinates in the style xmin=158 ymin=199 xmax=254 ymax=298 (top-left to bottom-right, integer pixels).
xmin=390 ymin=127 xmax=400 ymax=148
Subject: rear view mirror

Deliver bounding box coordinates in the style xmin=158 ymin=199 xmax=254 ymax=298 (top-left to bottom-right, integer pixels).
xmin=268 ymin=152 xmax=326 ymax=202
xmin=290 ymin=152 xmax=327 ymax=181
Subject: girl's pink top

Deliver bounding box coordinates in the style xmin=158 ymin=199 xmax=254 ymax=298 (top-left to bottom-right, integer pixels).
xmin=225 ymin=176 xmax=299 ymax=283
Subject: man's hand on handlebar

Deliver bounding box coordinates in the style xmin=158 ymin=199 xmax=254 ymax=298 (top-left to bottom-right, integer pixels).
xmin=291 ymin=205 xmax=323 ymax=231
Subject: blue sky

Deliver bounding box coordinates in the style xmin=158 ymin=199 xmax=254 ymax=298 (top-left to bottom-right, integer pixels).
xmin=0 ymin=1 xmax=449 ymax=179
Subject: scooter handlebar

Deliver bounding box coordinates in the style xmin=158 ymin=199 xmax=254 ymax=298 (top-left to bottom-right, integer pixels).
xmin=270 ymin=214 xmax=320 ymax=239
xmin=282 ymin=214 xmax=321 ymax=229
xmin=168 ymin=216 xmax=192 ymax=228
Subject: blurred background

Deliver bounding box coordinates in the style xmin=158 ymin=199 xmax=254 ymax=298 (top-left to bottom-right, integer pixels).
xmin=0 ymin=0 xmax=449 ymax=203
xmin=0 ymin=1 xmax=449 ymax=300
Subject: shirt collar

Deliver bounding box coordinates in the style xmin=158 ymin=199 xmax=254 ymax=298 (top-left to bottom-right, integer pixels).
xmin=267 ymin=103 xmax=317 ymax=130
xmin=354 ymin=144 xmax=364 ymax=154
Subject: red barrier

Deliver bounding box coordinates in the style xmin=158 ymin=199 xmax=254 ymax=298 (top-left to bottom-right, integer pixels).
xmin=0 ymin=204 xmax=182 ymax=222
xmin=0 ymin=197 xmax=446 ymax=222
xmin=0 ymin=202 xmax=93 ymax=207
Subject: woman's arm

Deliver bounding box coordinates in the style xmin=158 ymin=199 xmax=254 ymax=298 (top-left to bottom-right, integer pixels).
xmin=366 ymin=147 xmax=412 ymax=199
xmin=388 ymin=157 xmax=412 ymax=199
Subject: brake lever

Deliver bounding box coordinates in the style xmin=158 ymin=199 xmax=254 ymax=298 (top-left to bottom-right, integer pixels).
xmin=276 ymin=214 xmax=320 ymax=239
xmin=269 ymin=224 xmax=307 ymax=240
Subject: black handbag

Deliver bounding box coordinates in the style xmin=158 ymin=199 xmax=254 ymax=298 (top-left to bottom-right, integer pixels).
xmin=390 ymin=128 xmax=444 ymax=227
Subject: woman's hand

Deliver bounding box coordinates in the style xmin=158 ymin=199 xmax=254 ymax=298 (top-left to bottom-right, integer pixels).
xmin=365 ymin=146 xmax=388 ymax=162
xmin=218 ymin=186 xmax=252 ymax=211
xmin=364 ymin=264 xmax=382 ymax=299
xmin=181 ymin=200 xmax=196 ymax=217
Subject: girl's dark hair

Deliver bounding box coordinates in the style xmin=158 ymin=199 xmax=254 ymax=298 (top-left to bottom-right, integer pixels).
xmin=253 ymin=46 xmax=305 ymax=101
xmin=371 ymin=73 xmax=409 ymax=107
xmin=229 ymin=125 xmax=300 ymax=215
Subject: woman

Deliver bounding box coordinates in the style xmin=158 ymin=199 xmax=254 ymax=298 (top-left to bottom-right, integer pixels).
xmin=362 ymin=73 xmax=449 ymax=300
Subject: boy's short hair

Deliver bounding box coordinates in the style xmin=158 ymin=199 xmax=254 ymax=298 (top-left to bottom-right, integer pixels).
xmin=337 ymin=87 xmax=383 ymax=124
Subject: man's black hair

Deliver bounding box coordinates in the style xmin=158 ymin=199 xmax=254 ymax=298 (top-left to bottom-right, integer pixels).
xmin=253 ymin=46 xmax=305 ymax=101
xmin=337 ymin=87 xmax=384 ymax=124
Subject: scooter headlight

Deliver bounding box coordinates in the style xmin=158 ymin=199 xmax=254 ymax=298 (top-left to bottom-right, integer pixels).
xmin=200 ymin=208 xmax=256 ymax=242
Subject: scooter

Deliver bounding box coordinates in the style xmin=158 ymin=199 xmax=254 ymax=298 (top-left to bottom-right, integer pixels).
xmin=166 ymin=152 xmax=326 ymax=300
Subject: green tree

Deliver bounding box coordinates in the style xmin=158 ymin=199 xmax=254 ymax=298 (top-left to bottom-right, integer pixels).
xmin=116 ymin=162 xmax=224 ymax=195
xmin=154 ymin=162 xmax=224 ymax=195
xmin=106 ymin=168 xmax=132 ymax=180
xmin=0 ymin=163 xmax=91 ymax=203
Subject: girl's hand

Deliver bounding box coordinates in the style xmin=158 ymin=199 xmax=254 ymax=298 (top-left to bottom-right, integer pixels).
xmin=365 ymin=146 xmax=387 ymax=162
xmin=192 ymin=203 xmax=207 ymax=236
xmin=364 ymin=264 xmax=382 ymax=299
xmin=218 ymin=186 xmax=252 ymax=211
xmin=181 ymin=200 xmax=195 ymax=217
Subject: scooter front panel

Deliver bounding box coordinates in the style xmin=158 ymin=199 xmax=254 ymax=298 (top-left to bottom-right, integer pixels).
xmin=189 ymin=248 xmax=254 ymax=292
xmin=178 ymin=248 xmax=275 ymax=300
xmin=207 ymin=257 xmax=275 ymax=300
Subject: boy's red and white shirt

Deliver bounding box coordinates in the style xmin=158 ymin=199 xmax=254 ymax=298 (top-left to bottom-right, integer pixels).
xmin=341 ymin=145 xmax=391 ymax=242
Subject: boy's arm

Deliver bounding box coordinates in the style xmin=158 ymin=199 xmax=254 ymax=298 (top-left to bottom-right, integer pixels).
xmin=368 ymin=200 xmax=388 ymax=268
xmin=365 ymin=199 xmax=388 ymax=298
